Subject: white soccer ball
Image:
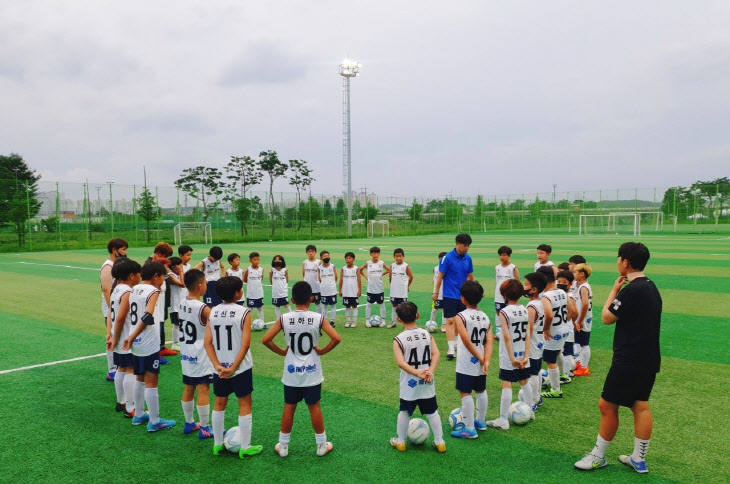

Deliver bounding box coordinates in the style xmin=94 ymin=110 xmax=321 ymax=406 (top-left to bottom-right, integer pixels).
xmin=406 ymin=418 xmax=430 ymax=445
xmin=251 ymin=319 xmax=265 ymax=331
xmin=223 ymin=426 xmax=241 ymax=452
xmin=448 ymin=408 xmax=464 ymax=429
xmin=540 ymin=369 xmax=550 ymax=389
xmin=367 ymin=315 xmax=382 ymax=328
xmin=509 ymin=401 xmax=533 ymax=426
xmin=424 ymin=320 xmax=438 ymax=333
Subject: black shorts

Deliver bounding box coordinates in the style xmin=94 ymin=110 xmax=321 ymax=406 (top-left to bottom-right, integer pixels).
xmin=455 ymin=372 xmax=487 ymax=393
xmin=311 ymin=293 xmax=322 ymax=305
xmin=113 ymin=352 xmax=134 ymax=369
xmin=390 ymin=297 xmax=407 ymax=305
xmin=367 ymin=292 xmax=384 ymax=304
xmin=602 ymin=366 xmax=657 ymax=408
xmin=442 ymin=297 xmax=466 ymax=318
xmin=433 ymin=299 xmax=443 ymax=310
xmin=342 ymin=297 xmax=359 ymax=307
xmin=494 ymin=301 xmax=507 ymax=314
xmin=170 ymin=312 xmax=180 ymax=327
xmin=563 ymin=342 xmax=574 ymax=356
xmin=236 ymin=301 xmax=245 ymax=306
xmin=272 ymin=297 xmax=290 ymax=307
xmin=183 ymin=374 xmax=213 ymax=386
xmin=213 ymin=368 xmax=253 ymax=398
xmin=205 ymin=281 xmax=221 ymax=307
xmin=400 ymin=397 xmax=438 ymax=416
xmin=321 ymin=295 xmax=337 ymax=306
xmin=499 ymin=367 xmax=531 ymax=383
xmin=132 ymin=352 xmax=160 ymax=376
xmin=246 ymin=298 xmax=263 ymax=308
xmin=542 ymin=349 xmax=561 ymax=364
xmin=529 ymin=358 xmax=543 ymax=376
xmin=575 ymin=330 xmax=591 ymax=346
xmin=284 ymin=384 xmax=322 ymax=405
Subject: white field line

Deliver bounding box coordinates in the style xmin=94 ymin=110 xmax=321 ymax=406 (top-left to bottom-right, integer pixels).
xmin=16 ymin=261 xmax=98 ymax=270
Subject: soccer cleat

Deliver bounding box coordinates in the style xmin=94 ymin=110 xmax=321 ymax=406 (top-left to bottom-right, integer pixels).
xmin=474 ymin=420 xmax=487 ymax=431
xmin=494 ymin=327 xmax=501 ymax=340
xmin=171 ymin=343 xmax=181 ymax=351
xmin=451 ymin=426 xmax=478 ymax=439
xmin=316 ymin=442 xmax=333 ymax=457
xmin=541 ymin=388 xmax=563 ymax=398
xmin=115 ymin=402 xmax=126 ymax=412
xmin=486 ymin=418 xmax=509 ymax=431
xmin=123 ymin=408 xmax=135 ymax=418
xmin=183 ymin=422 xmax=200 ymax=435
xmin=432 ymin=441 xmax=447 ymax=453
xmin=390 ymin=438 xmax=406 ymax=452
xmin=275 ymin=443 xmax=288 ymax=458
xmin=106 ymin=371 xmax=116 ymax=382
xmin=386 ymin=322 xmax=397 ymax=329
xmin=574 ymin=453 xmax=608 ymax=471
xmin=330 ymin=321 xmax=336 ymax=328
xmin=560 ymin=373 xmax=572 ymax=384
xmin=575 ymin=361 xmax=584 ymax=372
xmin=574 ymin=367 xmax=591 ymax=377
xmin=569 ymin=370 xmax=575 ymax=377
xmin=213 ymin=444 xmax=226 ymax=456
xmin=446 ymin=351 xmax=455 ymax=361
xmin=160 ymin=347 xmax=177 ymax=356
xmin=198 ymin=426 xmax=213 ymax=440
xmin=618 ymin=455 xmax=648 ymax=474
xmin=160 ymin=357 xmax=170 ymax=365
xmin=350 ymin=322 xmax=357 ymax=328
xmin=537 ymin=396 xmax=544 ymax=406
xmin=147 ymin=418 xmax=176 ymax=432
xmin=365 ymin=321 xmax=372 ymax=328
xmin=131 ymin=412 xmax=150 ymax=426
xmin=531 ymin=403 xmax=539 ymax=413
xmin=345 ymin=322 xmax=351 ymax=328
xmin=239 ymin=445 xmax=263 ymax=458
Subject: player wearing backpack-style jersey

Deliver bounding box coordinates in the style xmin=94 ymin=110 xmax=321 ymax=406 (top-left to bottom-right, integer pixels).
xmin=387 ymin=248 xmax=413 ymax=329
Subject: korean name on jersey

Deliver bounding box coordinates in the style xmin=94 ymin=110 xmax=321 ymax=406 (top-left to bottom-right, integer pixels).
xmin=395 ymin=328 xmax=435 ymax=401
xmin=303 ymin=259 xmax=321 ymax=292
xmin=527 ymin=299 xmax=545 ymax=359
xmin=456 ymin=309 xmax=491 ymax=376
xmin=318 ymin=264 xmax=337 ymax=297
xmin=390 ymin=262 xmax=409 ymax=299
xmin=178 ymin=298 xmax=214 ymax=378
xmin=281 ymin=311 xmax=325 ymax=387
xmin=542 ymin=289 xmax=569 ymax=350
xmin=366 ymin=260 xmax=384 ymax=293
xmin=341 ymin=266 xmax=359 ymax=298
xmin=499 ymin=304 xmax=530 ymax=370
xmin=209 ymin=304 xmax=253 ymax=376
xmin=130 ymin=284 xmax=161 ymax=357
xmin=110 ymin=283 xmax=132 ymax=354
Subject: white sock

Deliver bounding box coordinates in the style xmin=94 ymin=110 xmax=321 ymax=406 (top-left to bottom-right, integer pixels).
xmin=330 ymin=305 xmax=337 ymax=322
xmin=566 ymin=355 xmax=574 ymax=373
xmin=380 ymin=304 xmax=386 ymax=319
xmin=114 ymin=370 xmax=125 ymax=404
xmin=239 ymin=414 xmax=252 ymax=449
xmin=256 ymin=308 xmax=264 ymax=321
xmin=320 ymin=304 xmax=327 ymax=318
xmin=461 ymin=395 xmax=475 ymax=430
xmin=557 ymin=353 xmax=565 ymax=374
xmin=212 ymin=410 xmax=225 ymax=446
xmin=279 ymin=432 xmax=291 ymax=446
xmin=441 ymin=313 xmax=445 ymax=326
xmin=520 ymin=382 xmax=533 ymax=409
xmin=172 ymin=323 xmax=180 ymax=345
xmin=134 ymin=380 xmax=146 ymax=415
xmin=430 ymin=308 xmax=437 ymax=321
xmin=500 ymin=388 xmax=512 ymax=421
xmin=275 ymin=306 xmax=282 ymax=319
xmin=197 ymin=404 xmax=210 ymax=427
xmin=145 ymin=387 xmax=160 ymax=424
xmin=123 ymin=373 xmax=135 ymax=411
xmin=582 ymin=346 xmax=591 ymax=368
xmin=530 ymin=375 xmax=541 ymax=405
xmin=351 ymin=305 xmax=358 ymax=322
xmin=592 ymin=434 xmax=612 ymax=458
xmin=365 ymin=303 xmax=372 ymax=319
xmin=106 ymin=351 xmax=116 ymax=372
xmin=632 ymin=437 xmax=650 ymax=461
xmin=315 ymin=432 xmax=327 ymax=445
xmin=426 ymin=411 xmax=444 ymax=444
xmin=391 ymin=307 xmax=397 ymax=324
xmin=475 ymin=391 xmax=488 ymax=421
xmin=447 ymin=340 xmax=456 ymax=353
xmin=344 ymin=307 xmax=351 ymax=322
xmin=548 ymin=367 xmax=561 ymax=391
xmin=396 ymin=410 xmax=409 ymax=443
xmin=181 ymin=400 xmax=195 ymax=423
xmin=574 ymin=343 xmax=582 ymax=362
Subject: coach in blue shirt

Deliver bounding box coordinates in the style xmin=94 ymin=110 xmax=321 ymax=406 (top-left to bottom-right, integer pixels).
xmin=432 ymin=233 xmax=474 ymax=360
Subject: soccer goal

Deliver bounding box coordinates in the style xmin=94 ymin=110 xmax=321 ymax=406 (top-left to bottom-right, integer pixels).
xmin=579 ymin=214 xmax=639 ymax=236
xmin=610 ymin=211 xmax=664 ymax=233
xmin=174 ymin=222 xmax=212 ymax=246
xmin=367 ymin=220 xmax=390 ymax=238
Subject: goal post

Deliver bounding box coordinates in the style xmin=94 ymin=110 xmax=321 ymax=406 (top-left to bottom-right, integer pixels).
xmin=367 ymin=220 xmax=389 ymax=238
xmin=609 ymin=211 xmax=664 ymax=233
xmin=174 ymin=222 xmax=212 ymax=246
xmin=579 ymin=214 xmax=639 ymax=236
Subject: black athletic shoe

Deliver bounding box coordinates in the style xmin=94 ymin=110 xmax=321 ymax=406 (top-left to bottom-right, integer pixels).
xmin=115 ymin=402 xmax=126 ymax=412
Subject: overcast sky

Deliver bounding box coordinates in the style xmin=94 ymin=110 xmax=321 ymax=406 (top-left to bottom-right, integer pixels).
xmin=2 ymin=1 xmax=729 ymax=198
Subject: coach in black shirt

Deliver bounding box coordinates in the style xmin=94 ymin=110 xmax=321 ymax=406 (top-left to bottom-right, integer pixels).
xmin=574 ymin=242 xmax=661 ymax=474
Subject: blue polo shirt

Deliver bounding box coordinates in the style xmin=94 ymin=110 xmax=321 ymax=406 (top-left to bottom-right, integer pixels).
xmin=438 ymin=248 xmax=474 ymax=299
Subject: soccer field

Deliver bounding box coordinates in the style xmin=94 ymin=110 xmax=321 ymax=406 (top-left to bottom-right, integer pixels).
xmin=1 ymin=232 xmax=728 ymax=484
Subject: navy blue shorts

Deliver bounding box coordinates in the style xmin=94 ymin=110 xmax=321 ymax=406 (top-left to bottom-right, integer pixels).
xmin=170 ymin=312 xmax=180 ymax=327
xmin=367 ymin=292 xmax=384 ymax=304
xmin=272 ymin=297 xmax=289 ymax=307
xmin=499 ymin=367 xmax=531 ymax=382
xmin=132 ymin=352 xmax=160 ymax=376
xmin=563 ymin=342 xmax=574 ymax=356
xmin=455 ymin=372 xmax=487 ymax=393
xmin=433 ymin=299 xmax=443 ymax=310
xmin=284 ymin=384 xmax=322 ymax=405
xmin=390 ymin=297 xmax=407 ymax=305
xmin=495 ymin=301 xmax=507 ymax=314
xmin=183 ymin=374 xmax=213 ymax=386
xmin=236 ymin=301 xmax=245 ymax=306
xmin=342 ymin=297 xmax=359 ymax=307
xmin=205 ymin=281 xmax=222 ymax=307
xmin=246 ymin=297 xmax=264 ymax=309
xmin=542 ymin=349 xmax=560 ymax=364
xmin=529 ymin=358 xmax=543 ymax=376
xmin=400 ymin=396 xmax=438 ymax=416
xmin=575 ymin=330 xmax=591 ymax=346
xmin=442 ymin=297 xmax=466 ymax=319
xmin=602 ymin=366 xmax=657 ymax=407
xmin=312 ymin=293 xmax=322 ymax=305
xmin=113 ymin=352 xmax=134 ymax=369
xmin=213 ymin=368 xmax=253 ymax=398
xmin=321 ymin=295 xmax=337 ymax=306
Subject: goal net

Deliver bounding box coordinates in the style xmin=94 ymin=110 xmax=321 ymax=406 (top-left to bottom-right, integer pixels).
xmin=579 ymin=214 xmax=639 ymax=236
xmin=174 ymin=222 xmax=212 ymax=246
xmin=610 ymin=211 xmax=664 ymax=233
xmin=367 ymin=220 xmax=389 ymax=238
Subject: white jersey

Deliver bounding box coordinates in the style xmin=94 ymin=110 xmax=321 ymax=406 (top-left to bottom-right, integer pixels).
xmin=499 ymin=304 xmax=530 ymax=371
xmin=366 ymin=260 xmax=385 ymax=294
xmin=527 ymin=299 xmax=545 ymax=360
xmin=226 ymin=268 xmax=246 ymax=301
xmin=209 ymin=304 xmax=252 ymax=377
xmin=154 ymin=275 xmax=167 ymax=324
xmin=170 ymin=271 xmax=187 ymax=313
xmin=318 ymin=264 xmax=337 ymax=297
xmin=303 ymin=259 xmax=321 ymax=293
xmin=110 ymin=283 xmax=133 ymax=355
xmin=390 ymin=262 xmax=409 ymax=299
xmin=394 ymin=328 xmax=435 ymax=401
xmin=202 ymin=258 xmax=222 ymax=282
xmin=566 ymin=293 xmax=578 ymax=343
xmin=178 ymin=298 xmax=213 ymax=378
xmin=570 ymin=280 xmax=579 ymax=298
xmin=246 ymin=266 xmax=264 ymax=299
xmin=577 ymin=282 xmax=594 ymax=332
xmin=130 ymin=283 xmax=161 ymax=357
xmin=281 ymin=310 xmax=325 ymax=387
xmin=341 ymin=266 xmax=359 ymax=298
xmin=432 ymin=266 xmax=443 ymax=299
xmin=542 ymin=288 xmax=570 ymax=351
xmin=455 ymin=308 xmax=491 ymax=376
xmin=100 ymin=259 xmax=114 ymax=317
xmin=271 ymin=267 xmax=288 ymax=299
xmin=494 ymin=263 xmax=516 ymax=304
xmin=534 ymin=260 xmax=555 ymax=272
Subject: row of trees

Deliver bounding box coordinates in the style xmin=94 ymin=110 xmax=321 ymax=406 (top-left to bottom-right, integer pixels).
xmin=660 ymin=178 xmax=730 ymax=219
xmin=0 ymin=154 xmax=41 ymax=245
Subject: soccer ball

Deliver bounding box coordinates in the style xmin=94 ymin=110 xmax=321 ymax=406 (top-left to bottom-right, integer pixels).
xmin=251 ymin=319 xmax=265 ymax=331
xmin=540 ymin=369 xmax=549 ymax=389
xmin=509 ymin=401 xmax=533 ymax=426
xmin=448 ymin=408 xmax=464 ymax=429
xmin=424 ymin=320 xmax=438 ymax=333
xmin=223 ymin=426 xmax=241 ymax=452
xmin=406 ymin=418 xmax=430 ymax=445
xmin=367 ymin=315 xmax=382 ymax=328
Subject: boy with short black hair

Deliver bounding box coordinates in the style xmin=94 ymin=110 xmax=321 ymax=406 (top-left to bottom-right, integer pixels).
xmin=318 ymin=250 xmax=338 ymax=325
xmin=194 ymin=246 xmax=225 ymax=307
xmin=102 ymin=238 xmax=129 ymax=380
xmin=302 ymin=245 xmax=322 ymax=315
xmin=494 ymin=246 xmax=519 ymax=340
xmin=524 ymin=272 xmax=547 ymax=411
xmin=359 ymin=246 xmax=391 ymax=327
xmin=226 ymin=253 xmax=246 ymax=305
xmin=535 ymin=244 xmax=558 ymax=278
xmin=431 ymin=252 xmax=447 ymax=332
xmin=387 ymin=248 xmax=413 ymax=329
xmin=339 ymin=252 xmax=361 ymax=328
xmin=540 ymin=268 xmax=576 ymax=399
xmin=262 ymin=281 xmax=341 ymax=457
xmin=204 ymin=276 xmax=263 ymax=458
xmin=573 ymin=264 xmax=593 ymax=377
xmin=557 ymin=270 xmax=578 ymax=383
xmin=391 ymin=302 xmax=445 ymax=453
xmin=243 ymin=252 xmax=264 ymax=321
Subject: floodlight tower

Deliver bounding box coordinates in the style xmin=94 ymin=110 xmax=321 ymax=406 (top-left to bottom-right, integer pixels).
xmin=340 ymin=59 xmax=361 ymax=236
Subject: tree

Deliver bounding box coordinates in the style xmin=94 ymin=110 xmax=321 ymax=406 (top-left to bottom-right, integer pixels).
xmin=288 ymin=159 xmax=314 ymax=231
xmin=0 ymin=153 xmax=41 ymax=246
xmin=323 ymin=199 xmax=334 ymax=221
xmin=407 ymin=198 xmax=423 ymax=221
xmin=360 ymin=202 xmax=379 ymax=223
xmin=474 ymin=195 xmax=485 ymax=221
xmin=224 ymin=156 xmax=263 ymax=235
xmin=175 ymin=166 xmax=223 ymax=222
xmin=299 ymin=196 xmax=321 ymax=237
xmin=258 ymin=150 xmax=288 ymax=237
xmin=529 ymin=196 xmax=543 ymax=219
xmin=443 ymin=198 xmax=461 ymax=224
xmin=136 ymin=183 xmax=161 ymax=243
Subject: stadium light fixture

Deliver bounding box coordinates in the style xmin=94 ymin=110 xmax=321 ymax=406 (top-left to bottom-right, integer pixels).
xmin=340 ymin=59 xmax=361 ymax=237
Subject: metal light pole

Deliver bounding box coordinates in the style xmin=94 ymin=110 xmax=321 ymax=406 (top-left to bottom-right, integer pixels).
xmin=340 ymin=59 xmax=361 ymax=236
